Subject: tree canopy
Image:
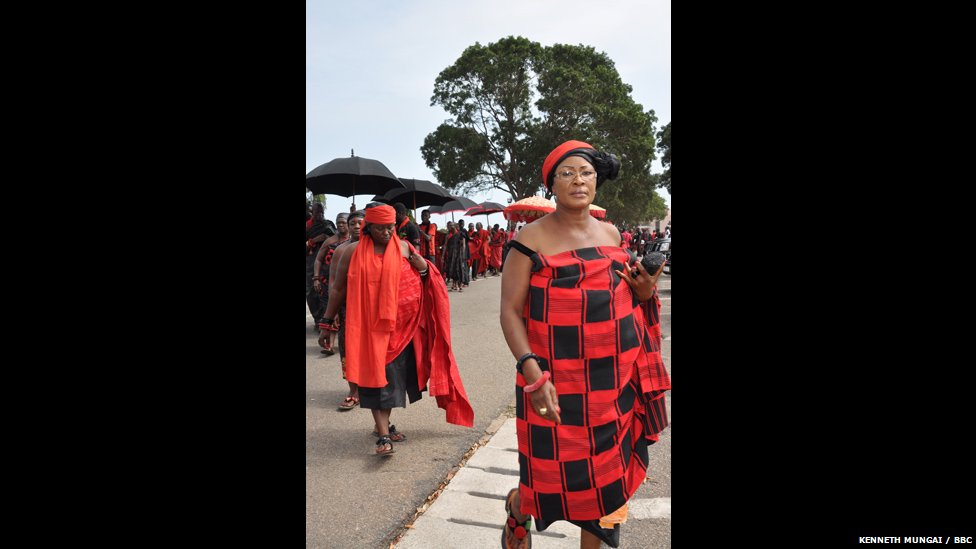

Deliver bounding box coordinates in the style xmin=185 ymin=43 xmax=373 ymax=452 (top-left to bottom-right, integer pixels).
xmin=422 ymin=36 xmax=662 ymax=225
xmin=657 ymin=122 xmax=670 ymax=194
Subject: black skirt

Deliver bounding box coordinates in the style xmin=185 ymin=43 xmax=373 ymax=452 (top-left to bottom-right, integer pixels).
xmin=358 ymin=343 xmax=423 ymax=409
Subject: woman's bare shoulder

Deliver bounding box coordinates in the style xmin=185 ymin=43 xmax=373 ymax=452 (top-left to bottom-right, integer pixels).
xmin=599 ymin=220 xmax=621 ymax=243
xmin=336 ymin=240 xmax=358 ymax=253
xmin=514 ymin=220 xmax=544 ymax=248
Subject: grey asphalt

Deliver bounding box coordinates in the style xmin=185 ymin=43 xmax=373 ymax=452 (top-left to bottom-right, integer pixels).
xmin=307 ymin=272 xmax=671 ymax=548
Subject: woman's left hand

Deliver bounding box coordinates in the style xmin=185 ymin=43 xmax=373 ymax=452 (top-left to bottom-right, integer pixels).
xmin=615 ymin=259 xmax=666 ymax=302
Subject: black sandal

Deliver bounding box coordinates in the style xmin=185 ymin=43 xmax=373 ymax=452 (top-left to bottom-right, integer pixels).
xmin=371 ymin=424 xmax=406 ymax=442
xmin=501 ymin=488 xmax=532 ymax=548
xmin=375 ymin=435 xmax=395 ymax=457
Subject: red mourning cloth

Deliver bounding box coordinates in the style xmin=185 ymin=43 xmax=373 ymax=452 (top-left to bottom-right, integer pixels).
xmin=541 ymin=140 xmax=594 ymax=189
xmin=411 ymin=255 xmax=475 ymax=427
xmin=420 ymin=221 xmax=437 ymax=257
xmin=489 ymin=231 xmax=506 ymax=269
xmin=345 ymin=239 xmax=474 ymax=427
xmin=366 ymin=205 xmax=396 ymax=224
xmin=344 ymin=236 xmax=407 ymax=388
xmin=514 ymin=245 xmax=670 ymax=523
xmin=478 ymin=229 xmax=490 ymax=274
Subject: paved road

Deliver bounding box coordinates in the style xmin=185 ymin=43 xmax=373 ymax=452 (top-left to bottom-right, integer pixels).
xmin=307 ymin=273 xmax=671 ymax=548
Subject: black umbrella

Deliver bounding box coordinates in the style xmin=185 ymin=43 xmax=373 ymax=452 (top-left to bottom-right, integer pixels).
xmin=305 ymin=153 xmax=405 ymax=198
xmin=436 ymin=196 xmax=478 ymax=213
xmin=371 ymin=179 xmax=452 ymax=210
xmin=429 ymin=196 xmax=478 ymax=222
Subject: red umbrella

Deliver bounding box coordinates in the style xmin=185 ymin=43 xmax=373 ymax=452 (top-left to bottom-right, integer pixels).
xmin=588 ymin=204 xmax=607 ymax=219
xmin=464 ymin=201 xmax=506 ymax=227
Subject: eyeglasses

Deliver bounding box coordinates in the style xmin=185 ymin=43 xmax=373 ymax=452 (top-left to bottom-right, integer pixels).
xmin=554 ymin=169 xmax=596 ymax=182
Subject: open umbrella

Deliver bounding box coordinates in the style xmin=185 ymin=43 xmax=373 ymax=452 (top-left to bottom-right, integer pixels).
xmin=464 ymin=201 xmax=506 ymax=228
xmin=437 ymin=196 xmax=478 ymax=213
xmin=305 ymin=152 xmax=405 ymax=199
xmin=588 ymin=204 xmax=607 ymax=219
xmin=370 ymin=179 xmax=452 ymax=211
xmin=428 ymin=196 xmax=478 ymax=222
xmin=504 ymin=196 xmax=556 ymax=224
xmin=464 ymin=201 xmax=505 ymax=216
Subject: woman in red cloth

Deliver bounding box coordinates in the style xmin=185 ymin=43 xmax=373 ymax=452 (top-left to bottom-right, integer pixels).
xmin=488 ymin=224 xmax=506 ymax=275
xmin=324 ymin=204 xmax=474 ymax=456
xmin=499 ymin=141 xmax=670 ymax=548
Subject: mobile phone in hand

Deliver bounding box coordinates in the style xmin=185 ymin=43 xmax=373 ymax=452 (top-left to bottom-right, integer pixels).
xmin=640 ymin=252 xmax=667 ymax=276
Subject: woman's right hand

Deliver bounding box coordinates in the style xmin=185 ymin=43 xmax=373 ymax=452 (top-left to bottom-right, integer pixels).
xmin=529 ymin=379 xmax=561 ymax=425
xmin=312 ymin=278 xmax=322 ymax=291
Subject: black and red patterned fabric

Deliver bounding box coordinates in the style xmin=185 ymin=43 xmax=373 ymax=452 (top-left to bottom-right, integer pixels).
xmin=512 ymin=244 xmax=670 ymax=535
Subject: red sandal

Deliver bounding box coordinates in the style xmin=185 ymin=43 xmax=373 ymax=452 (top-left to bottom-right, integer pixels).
xmin=501 ymin=488 xmax=532 ymax=548
xmin=337 ymin=396 xmax=359 ymax=411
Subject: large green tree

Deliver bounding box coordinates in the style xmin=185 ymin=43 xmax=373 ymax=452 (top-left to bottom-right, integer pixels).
xmin=422 ymin=36 xmax=660 ymax=225
xmin=657 ymin=122 xmax=670 ymax=194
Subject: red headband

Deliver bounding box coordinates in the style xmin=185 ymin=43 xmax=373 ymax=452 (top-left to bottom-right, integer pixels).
xmin=364 ymin=205 xmax=396 ymax=224
xmin=542 ymin=140 xmax=595 ymax=190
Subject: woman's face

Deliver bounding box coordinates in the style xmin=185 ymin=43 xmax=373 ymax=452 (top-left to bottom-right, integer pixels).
xmin=369 ymin=222 xmax=396 ymax=244
xmin=348 ymin=217 xmax=363 ymax=239
xmin=552 ymin=156 xmax=597 ymax=208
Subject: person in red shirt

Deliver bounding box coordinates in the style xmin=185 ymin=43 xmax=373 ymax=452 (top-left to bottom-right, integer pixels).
xmin=620 ymin=227 xmax=632 ymax=249
xmin=475 ymin=222 xmax=491 ymax=278
xmin=418 ymin=209 xmax=438 ymax=263
xmin=488 ymin=224 xmax=506 ymax=275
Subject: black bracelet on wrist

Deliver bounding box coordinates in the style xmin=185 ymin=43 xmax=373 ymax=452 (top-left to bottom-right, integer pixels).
xmin=515 ymin=352 xmax=542 ymax=374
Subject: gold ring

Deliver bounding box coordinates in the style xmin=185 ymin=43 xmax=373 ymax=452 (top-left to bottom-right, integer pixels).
xmin=539 ymin=407 xmax=548 ymax=415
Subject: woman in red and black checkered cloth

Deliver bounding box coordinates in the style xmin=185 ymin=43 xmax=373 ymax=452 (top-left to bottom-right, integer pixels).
xmin=499 ymin=140 xmax=671 ymax=549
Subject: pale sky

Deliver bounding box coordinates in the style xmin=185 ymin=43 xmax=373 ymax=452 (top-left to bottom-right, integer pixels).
xmin=306 ymin=0 xmax=671 ymax=227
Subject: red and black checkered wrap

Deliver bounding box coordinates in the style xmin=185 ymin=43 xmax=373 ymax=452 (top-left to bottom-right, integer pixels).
xmin=515 ymin=245 xmax=670 ymax=523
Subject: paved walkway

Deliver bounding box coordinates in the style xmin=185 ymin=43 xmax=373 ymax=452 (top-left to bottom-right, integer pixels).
xmin=397 ymin=413 xmax=671 ymax=548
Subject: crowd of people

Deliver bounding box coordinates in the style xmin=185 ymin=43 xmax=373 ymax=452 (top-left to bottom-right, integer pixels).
xmin=619 ymin=224 xmax=670 ymax=257
xmin=306 ymin=138 xmax=670 ymax=548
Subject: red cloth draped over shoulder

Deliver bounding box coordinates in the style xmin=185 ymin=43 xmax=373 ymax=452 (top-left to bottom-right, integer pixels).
xmin=344 ymin=231 xmax=403 ymax=388
xmin=344 ymin=234 xmax=474 ymax=427
xmin=478 ymin=229 xmax=490 ymax=273
xmin=412 ymin=258 xmax=475 ymax=427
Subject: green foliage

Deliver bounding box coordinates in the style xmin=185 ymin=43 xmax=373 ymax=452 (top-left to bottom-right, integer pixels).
xmin=596 ymin=175 xmax=668 ymax=226
xmin=657 ymin=122 xmax=670 ymax=194
xmin=423 ymin=36 xmax=660 ymax=211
